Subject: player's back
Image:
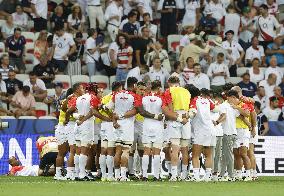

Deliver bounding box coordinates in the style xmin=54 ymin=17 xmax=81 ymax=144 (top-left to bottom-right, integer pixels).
xmin=76 ymin=93 xmax=92 ymax=116
xmin=168 ymin=86 xmax=191 ymax=111
xmin=36 ymin=136 xmax=58 ymax=158
xmin=142 ymin=93 xmax=163 ymax=115
xmin=114 ymin=90 xmax=136 ymax=115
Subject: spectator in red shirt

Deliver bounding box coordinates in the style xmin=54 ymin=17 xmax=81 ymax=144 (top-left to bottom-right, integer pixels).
xmin=273 ymin=86 xmax=284 ymax=108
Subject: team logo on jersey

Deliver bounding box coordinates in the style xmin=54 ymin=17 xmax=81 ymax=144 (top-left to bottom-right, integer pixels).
xmin=150 ymin=99 xmax=157 ymax=102
xmin=120 ymin=96 xmax=128 ymax=100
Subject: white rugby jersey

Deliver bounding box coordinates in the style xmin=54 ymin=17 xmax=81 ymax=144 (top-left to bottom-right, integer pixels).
xmin=257 ymin=15 xmax=280 ymax=41
xmin=191 ymin=96 xmax=215 ymax=135
xmin=113 ymin=90 xmax=140 ymax=116
xmin=142 ymin=93 xmax=164 ymax=115
xmin=76 ymin=93 xmax=100 ymax=116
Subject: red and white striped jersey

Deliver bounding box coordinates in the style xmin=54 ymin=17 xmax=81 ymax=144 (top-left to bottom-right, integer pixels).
xmin=117 ymin=45 xmax=133 ymax=69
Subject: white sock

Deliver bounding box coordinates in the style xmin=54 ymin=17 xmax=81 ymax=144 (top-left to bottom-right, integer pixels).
xmin=237 ymin=170 xmax=242 ymax=178
xmin=153 ymin=155 xmax=160 ymax=179
xmin=74 ymin=154 xmax=80 ymax=178
xmin=56 ymin=167 xmax=62 ymax=177
xmin=177 ymin=159 xmax=181 ymax=176
xmin=106 ymin=155 xmax=114 ymax=178
xmin=142 ymin=155 xmax=149 ymax=178
xmin=246 ymin=170 xmax=250 ymax=177
xmin=79 ymin=154 xmax=88 ymax=178
xmin=165 ymin=161 xmax=171 ymax=175
xmin=121 ymin=167 xmax=127 ymax=178
xmin=115 ymin=168 xmax=121 ymax=179
xmin=66 ymin=167 xmax=74 ymax=178
xmin=128 ymin=156 xmax=134 ymax=175
xmin=205 ymin=168 xmax=212 ymax=179
xmin=181 ymin=164 xmax=188 ymax=179
xmin=138 ymin=157 xmax=142 ymax=174
xmin=99 ymin=155 xmax=106 ymax=178
xmin=252 ymin=169 xmax=257 ymax=177
xmin=171 ymin=166 xmax=178 ymax=179
xmin=193 ymin=168 xmax=200 ymax=179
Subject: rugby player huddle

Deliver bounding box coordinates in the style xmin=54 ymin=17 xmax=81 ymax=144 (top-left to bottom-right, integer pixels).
xmin=54 ymin=75 xmax=258 ymax=182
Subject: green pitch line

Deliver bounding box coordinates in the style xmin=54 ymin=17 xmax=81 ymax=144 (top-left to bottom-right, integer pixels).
xmin=0 ymin=176 xmax=284 ymax=196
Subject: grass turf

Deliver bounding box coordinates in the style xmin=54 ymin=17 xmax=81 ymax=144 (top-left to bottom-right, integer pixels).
xmin=0 ymin=176 xmax=284 ymax=196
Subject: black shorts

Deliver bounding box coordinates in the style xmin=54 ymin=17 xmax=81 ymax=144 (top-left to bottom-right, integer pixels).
xmin=52 ymin=59 xmax=68 ymax=73
xmin=39 ymin=152 xmax=57 ymax=170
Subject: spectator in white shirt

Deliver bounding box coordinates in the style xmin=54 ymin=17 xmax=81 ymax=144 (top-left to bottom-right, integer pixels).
xmin=207 ymin=52 xmax=230 ymax=91
xmin=139 ymin=13 xmax=158 ymax=41
xmin=125 ymin=64 xmax=149 ymax=88
xmin=259 ymin=73 xmax=277 ymax=103
xmin=31 ymin=0 xmax=48 ymax=32
xmin=147 ymin=56 xmax=170 ymax=89
xmin=170 ymin=61 xmax=185 ymax=86
xmin=182 ymin=0 xmax=200 ymax=27
xmin=191 ymin=63 xmax=210 ymax=90
xmin=51 ymin=25 xmax=76 ymax=74
xmin=105 ymin=0 xmax=124 ymax=41
xmin=12 ymin=5 xmax=28 ymax=31
xmin=264 ymin=56 xmax=283 ymax=85
xmin=245 ymin=36 xmax=266 ymax=66
xmin=222 ymin=30 xmax=245 ymax=76
xmin=223 ymin=5 xmax=241 ymax=41
xmin=204 ymin=0 xmax=226 ymax=22
xmin=1 ymin=15 xmax=15 ymax=40
xmin=137 ymin=0 xmax=153 ymax=21
xmin=23 ymin=71 xmax=47 ymax=101
xmin=85 ymin=28 xmax=101 ymax=76
xmin=253 ymin=86 xmax=267 ymax=111
xmin=249 ymin=58 xmax=265 ymax=84
xmin=263 ymin=96 xmax=283 ymax=121
xmin=67 ymin=4 xmax=86 ymax=34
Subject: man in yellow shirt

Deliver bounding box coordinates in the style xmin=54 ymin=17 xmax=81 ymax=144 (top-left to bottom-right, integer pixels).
xmin=99 ymin=81 xmax=123 ymax=181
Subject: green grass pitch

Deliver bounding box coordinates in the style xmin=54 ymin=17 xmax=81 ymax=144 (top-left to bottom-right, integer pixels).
xmin=0 ymin=176 xmax=284 ymax=196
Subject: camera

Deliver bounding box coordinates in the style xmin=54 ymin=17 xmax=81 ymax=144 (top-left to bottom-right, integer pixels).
xmin=0 ymin=119 xmax=9 ymax=129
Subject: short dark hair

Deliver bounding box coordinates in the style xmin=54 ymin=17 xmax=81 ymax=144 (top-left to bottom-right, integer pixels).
xmin=254 ymin=101 xmax=261 ymax=110
xmin=29 ymin=71 xmax=36 ymax=76
xmin=217 ymin=53 xmax=224 ymax=58
xmin=53 ymin=25 xmax=64 ymax=32
xmin=137 ymin=81 xmax=146 ymax=87
xmin=87 ymin=28 xmax=97 ymax=37
xmin=184 ymin=84 xmax=200 ymax=98
xmin=200 ymin=88 xmax=210 ymax=96
xmin=151 ymin=80 xmax=162 ymax=90
xmin=66 ymin=88 xmax=74 ymax=97
xmin=140 ymin=64 xmax=149 ymax=72
xmin=173 ymin=61 xmax=181 ymax=70
xmin=72 ymin=83 xmax=82 ymax=92
xmin=168 ymin=76 xmax=180 ymax=84
xmin=128 ymin=11 xmax=137 ymax=18
xmin=260 ymin=4 xmax=268 ymax=10
xmin=127 ymin=77 xmax=138 ymax=88
xmin=186 ymin=57 xmax=193 ymax=63
xmin=22 ymin=85 xmax=30 ymax=93
xmin=112 ymin=81 xmax=122 ymax=92
xmin=14 ymin=27 xmax=21 ymax=33
xmin=227 ymin=90 xmax=239 ymax=98
xmin=223 ymin=83 xmax=234 ymax=91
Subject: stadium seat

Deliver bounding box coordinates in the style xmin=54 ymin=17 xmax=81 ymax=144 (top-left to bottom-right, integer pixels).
xmin=71 ymin=75 xmax=90 ymax=86
xmin=22 ymin=32 xmax=35 ymax=43
xmin=25 ymin=64 xmax=35 ymax=74
xmin=103 ymin=89 xmax=112 ymax=96
xmin=0 ymin=42 xmax=5 ymax=53
xmin=24 ymin=53 xmax=34 ymax=64
xmin=226 ymin=77 xmax=242 ymax=84
xmin=90 ymin=75 xmax=109 ymax=89
xmin=237 ymin=67 xmax=249 ymax=77
xmin=167 ymin=34 xmax=183 ymax=53
xmin=27 ymin=20 xmax=34 ymax=31
xmin=35 ymin=102 xmax=49 ymax=117
xmin=39 ymin=116 xmax=57 ymax=120
xmin=0 ymin=52 xmax=8 ymax=57
xmin=18 ymin=116 xmax=37 ymax=119
xmin=0 ymin=116 xmax=16 ymax=120
xmin=16 ymin=74 xmax=29 ymax=82
xmin=54 ymin=75 xmax=71 ymax=89
xmin=47 ymin=89 xmax=55 ymax=97
xmin=25 ymin=42 xmax=35 ymax=54
xmin=109 ymin=75 xmax=116 ymax=87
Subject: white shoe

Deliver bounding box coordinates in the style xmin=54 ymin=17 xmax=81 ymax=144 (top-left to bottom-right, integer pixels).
xmin=212 ymin=175 xmax=218 ymax=182
xmin=169 ymin=177 xmax=178 ymax=182
xmin=243 ymin=176 xmax=252 ymax=181
xmin=218 ymin=177 xmax=228 ymax=182
xmin=54 ymin=175 xmax=66 ymax=181
xmin=191 ymin=177 xmax=202 ymax=182
xmin=203 ymin=176 xmax=212 ymax=182
xmin=120 ymin=177 xmax=130 ymax=181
